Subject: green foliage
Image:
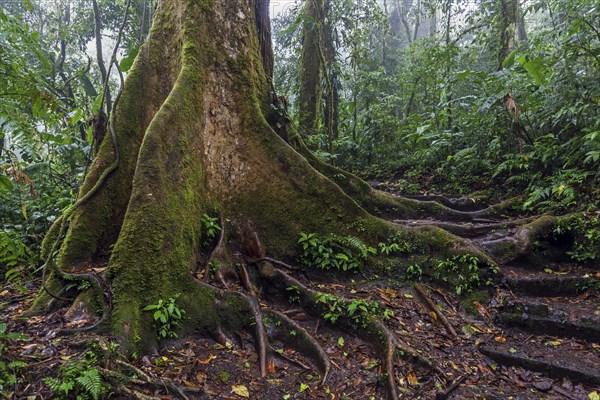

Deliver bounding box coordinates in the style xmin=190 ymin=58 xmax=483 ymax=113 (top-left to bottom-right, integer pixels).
xmin=0 ymin=323 xmax=27 ymax=394
xmin=286 ymin=285 xmax=301 ymax=304
xmin=432 ymin=255 xmax=496 ymax=295
xmin=315 ymin=293 xmax=344 ymax=323
xmin=406 ymin=264 xmax=423 ymax=280
xmin=43 ymin=351 xmax=105 ymax=400
xmin=143 ymin=294 xmax=186 ymax=339
xmin=298 ymin=232 xmax=376 ymax=272
xmin=201 ymin=213 xmax=221 ymax=241
xmin=554 ymin=214 xmax=600 ymax=262
xmin=314 ymin=293 xmax=392 ymax=327
xmin=273 ymin=0 xmax=599 ymax=215
xmin=0 ymin=230 xmax=34 ymax=288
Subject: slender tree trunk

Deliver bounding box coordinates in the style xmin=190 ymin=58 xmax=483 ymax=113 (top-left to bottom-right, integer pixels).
xmin=92 ymin=0 xmax=112 ymax=114
xmin=322 ymin=0 xmax=339 ymax=151
xmin=498 ymin=0 xmax=518 ymax=70
xmin=298 ymin=0 xmax=324 ymax=137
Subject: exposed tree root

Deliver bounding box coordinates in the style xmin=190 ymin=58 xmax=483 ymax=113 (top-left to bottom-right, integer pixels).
xmin=236 ymin=293 xmax=268 ymax=377
xmin=263 ymin=309 xmax=331 ymax=385
xmin=414 ymin=284 xmax=457 ymax=338
xmin=397 ymin=194 xmax=488 ymax=212
xmin=394 ymin=217 xmax=535 ymax=238
xmin=255 ymin=263 xmax=442 ymax=400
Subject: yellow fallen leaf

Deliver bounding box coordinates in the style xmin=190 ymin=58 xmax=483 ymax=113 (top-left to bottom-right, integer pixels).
xmin=495 ymin=336 xmax=507 ymax=343
xmin=588 ymin=391 xmax=599 ymax=400
xmin=232 ymin=385 xmax=250 ymax=398
xmin=407 ymin=370 xmax=419 ymax=385
xmin=199 ymin=354 xmax=216 ymax=364
xmin=428 ymin=311 xmax=437 ymax=321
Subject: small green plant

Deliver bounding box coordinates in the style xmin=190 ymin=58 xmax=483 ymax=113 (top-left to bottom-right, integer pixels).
xmin=433 ymin=255 xmax=495 ymax=295
xmin=0 ymin=231 xmax=34 ymax=292
xmin=286 ymin=285 xmax=301 ymax=303
xmin=298 ymin=232 xmax=376 ymax=272
xmin=315 ymin=293 xmax=344 ymax=323
xmin=406 ymin=264 xmax=423 ymax=280
xmin=347 ymin=299 xmax=381 ymax=327
xmin=0 ymin=323 xmax=27 ymax=394
xmin=43 ymin=351 xmax=105 ymax=400
xmin=554 ymin=214 xmax=600 ymax=262
xmin=378 ymin=242 xmax=400 ymax=255
xmin=201 ymin=213 xmax=221 ymax=242
xmin=143 ymin=294 xmax=186 ymax=339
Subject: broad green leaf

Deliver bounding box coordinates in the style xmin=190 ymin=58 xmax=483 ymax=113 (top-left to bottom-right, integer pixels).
xmin=502 ymin=49 xmax=517 ymax=69
xmin=120 ymin=45 xmax=140 ymax=73
xmin=79 ymin=73 xmax=98 ymax=98
xmin=0 ymin=175 xmax=14 ymax=191
xmin=516 ymin=55 xmax=549 ymax=85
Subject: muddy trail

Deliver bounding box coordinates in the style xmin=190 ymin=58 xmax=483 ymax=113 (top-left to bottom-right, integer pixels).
xmin=1 ymin=189 xmax=599 ymax=399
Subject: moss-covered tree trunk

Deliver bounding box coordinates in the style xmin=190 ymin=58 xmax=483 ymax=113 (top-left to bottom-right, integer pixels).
xmin=34 ymin=0 xmax=487 ymax=358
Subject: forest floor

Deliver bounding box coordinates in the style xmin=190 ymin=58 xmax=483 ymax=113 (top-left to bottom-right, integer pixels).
xmin=1 ymin=191 xmax=599 ymax=399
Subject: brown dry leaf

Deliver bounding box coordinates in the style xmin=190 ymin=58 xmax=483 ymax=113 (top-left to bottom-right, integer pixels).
xmin=267 ymin=360 xmax=276 ymax=374
xmin=407 ymin=370 xmax=419 ymax=386
xmin=494 ymin=336 xmax=507 ymax=343
xmin=473 ymin=301 xmax=492 ymax=320
xmin=195 ymin=372 xmax=207 ymax=384
xmin=199 ymin=354 xmax=217 ymax=364
xmin=448 ymin=361 xmax=460 ymax=371
xmin=231 ymin=385 xmax=250 ymax=398
xmin=0 ymin=290 xmax=9 ymax=297
xmin=183 ymin=379 xmax=199 ymax=388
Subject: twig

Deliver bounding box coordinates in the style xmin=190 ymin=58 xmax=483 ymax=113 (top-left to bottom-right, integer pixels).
xmin=246 ymin=256 xmax=301 ymax=271
xmin=425 ymin=284 xmax=457 ymax=314
xmin=414 ymin=284 xmax=458 ymax=338
xmin=435 ymin=375 xmax=466 ymax=400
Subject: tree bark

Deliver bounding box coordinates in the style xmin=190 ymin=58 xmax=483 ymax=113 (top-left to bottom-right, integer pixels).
xmin=34 ymin=0 xmax=485 ymax=356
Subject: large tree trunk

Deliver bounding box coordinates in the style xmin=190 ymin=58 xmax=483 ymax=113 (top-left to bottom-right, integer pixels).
xmin=34 ymin=0 xmax=487 ymax=362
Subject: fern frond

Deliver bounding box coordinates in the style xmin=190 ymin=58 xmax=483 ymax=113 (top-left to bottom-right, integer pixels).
xmin=75 ymin=368 xmax=103 ymax=400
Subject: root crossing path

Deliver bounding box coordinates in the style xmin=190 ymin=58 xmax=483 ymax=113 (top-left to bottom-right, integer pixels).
xmin=5 ymin=192 xmax=599 ymax=400
xmin=391 ymin=191 xmax=599 ymax=398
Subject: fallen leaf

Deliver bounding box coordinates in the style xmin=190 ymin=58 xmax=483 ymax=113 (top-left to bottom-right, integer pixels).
xmin=299 ymin=383 xmax=309 ymax=392
xmin=267 ymin=360 xmax=276 ymax=374
xmin=495 ymin=336 xmax=507 ymax=343
xmin=428 ymin=311 xmax=437 ymax=320
xmin=337 ymin=337 xmax=345 ymax=347
xmin=403 ymin=293 xmax=414 ymax=299
xmin=588 ymin=391 xmax=599 ymax=400
xmin=231 ymin=385 xmax=249 ymax=398
xmin=199 ymin=354 xmax=216 ymax=364
xmin=406 ymin=370 xmax=419 ymax=385
xmin=509 ymin=347 xmax=518 ymax=353
xmin=195 ymin=372 xmax=207 ymax=384
xmin=546 ymin=340 xmax=562 ymax=346
xmin=473 ymin=301 xmax=492 ymax=320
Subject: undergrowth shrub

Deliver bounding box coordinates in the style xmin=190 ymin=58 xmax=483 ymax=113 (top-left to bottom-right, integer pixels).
xmin=298 ymin=232 xmax=376 ymax=272
xmin=43 ymin=351 xmax=105 ymax=400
